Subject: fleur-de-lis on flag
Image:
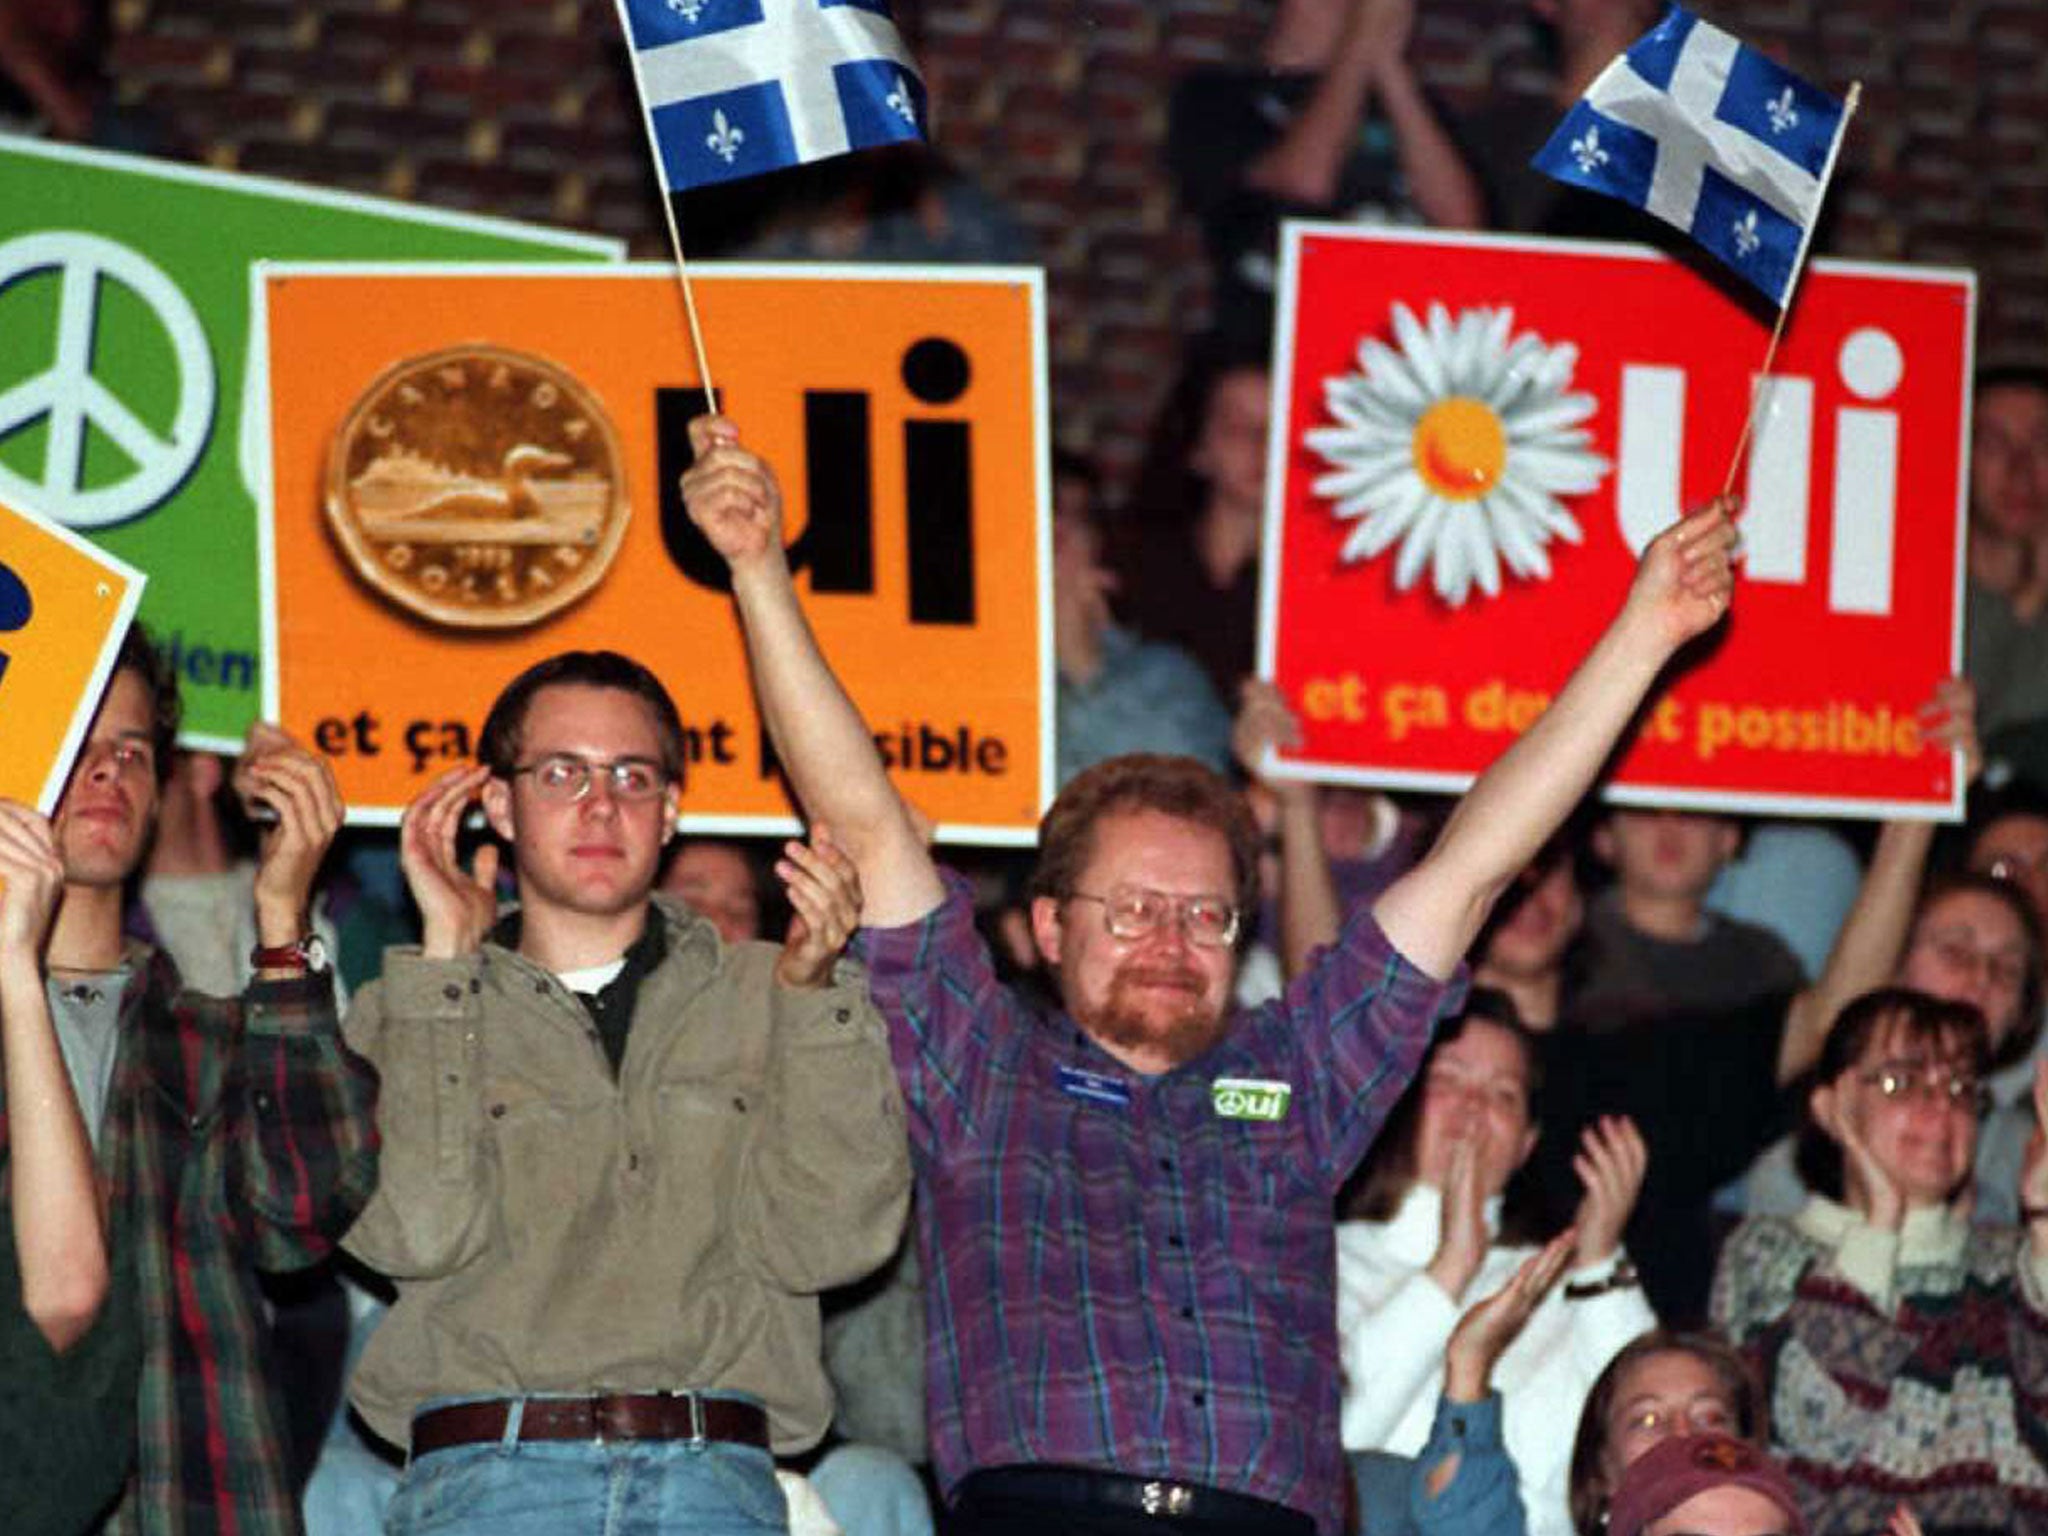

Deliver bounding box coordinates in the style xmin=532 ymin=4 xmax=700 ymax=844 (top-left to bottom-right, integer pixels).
xmin=885 ymin=70 xmax=917 ymax=125
xmin=705 ymin=108 xmax=745 ymax=163
xmin=1731 ymin=209 xmax=1761 ymax=257
xmin=1571 ymin=126 xmax=1610 ymax=175
xmin=664 ymin=0 xmax=707 ymax=20
xmin=1765 ymin=85 xmax=1798 ymax=134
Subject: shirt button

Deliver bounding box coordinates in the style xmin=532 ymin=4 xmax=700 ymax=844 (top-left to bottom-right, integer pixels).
xmin=1167 ymin=1234 xmax=1184 ymax=1249
xmin=1452 ymin=1415 xmax=1467 ymax=1435
xmin=1158 ymin=1157 xmax=1174 ymax=1172
xmin=628 ymin=1152 xmax=641 ymax=1171
xmin=1192 ymin=1392 xmax=1206 ymax=1407
xmin=1179 ymin=1307 xmax=1193 ymax=1321
xmin=835 ymin=1008 xmax=851 ymax=1023
xmin=442 ymin=983 xmax=462 ymax=1002
xmin=534 ymin=980 xmax=549 ymax=995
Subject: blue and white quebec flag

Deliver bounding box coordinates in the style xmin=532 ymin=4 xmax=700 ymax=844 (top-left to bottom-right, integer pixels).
xmin=614 ymin=0 xmax=926 ymax=194
xmin=1532 ymin=4 xmax=1849 ymax=305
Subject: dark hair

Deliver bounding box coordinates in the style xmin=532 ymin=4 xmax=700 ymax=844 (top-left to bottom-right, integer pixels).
xmin=1909 ymin=871 xmax=2043 ymax=1065
xmin=1116 ymin=329 xmax=1274 ymax=534
xmin=1029 ymin=754 xmax=1262 ymax=944
xmin=1567 ymin=1330 xmax=1766 ymax=1536
xmin=1975 ymin=363 xmax=2048 ymax=402
xmin=1339 ymin=992 xmax=1548 ymax=1239
xmin=477 ymin=651 xmax=686 ymax=783
xmin=1793 ymin=986 xmax=1991 ymax=1201
xmin=114 ymin=623 xmax=181 ymax=785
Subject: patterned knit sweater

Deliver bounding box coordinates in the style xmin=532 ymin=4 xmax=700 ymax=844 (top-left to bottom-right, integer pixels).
xmin=1711 ymin=1198 xmax=2048 ymax=1536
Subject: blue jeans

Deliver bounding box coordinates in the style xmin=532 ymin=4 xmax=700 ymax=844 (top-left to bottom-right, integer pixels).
xmin=810 ymin=1443 xmax=935 ymax=1536
xmin=385 ymin=1397 xmax=787 ymax=1536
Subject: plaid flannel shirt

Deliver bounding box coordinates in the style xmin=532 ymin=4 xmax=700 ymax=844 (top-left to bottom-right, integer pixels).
xmin=81 ymin=943 xmax=381 ymax=1536
xmin=854 ymin=871 xmax=1463 ymax=1533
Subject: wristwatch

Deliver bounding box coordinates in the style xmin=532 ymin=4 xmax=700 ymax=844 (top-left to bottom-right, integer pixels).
xmin=250 ymin=934 xmax=330 ymax=974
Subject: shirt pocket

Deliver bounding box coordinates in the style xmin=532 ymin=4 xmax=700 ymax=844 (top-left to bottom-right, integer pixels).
xmin=648 ymin=1075 xmax=756 ymax=1284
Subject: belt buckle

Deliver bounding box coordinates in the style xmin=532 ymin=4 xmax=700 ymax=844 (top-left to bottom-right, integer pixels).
xmin=679 ymin=1389 xmax=705 ymax=1444
xmin=1141 ymin=1480 xmax=1194 ymax=1517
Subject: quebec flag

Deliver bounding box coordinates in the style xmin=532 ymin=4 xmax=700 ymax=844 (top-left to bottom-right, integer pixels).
xmin=614 ymin=0 xmax=927 ymax=194
xmin=1532 ymin=4 xmax=1848 ymax=306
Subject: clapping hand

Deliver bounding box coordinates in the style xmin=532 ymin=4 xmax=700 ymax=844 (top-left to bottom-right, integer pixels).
xmin=1813 ymin=1079 xmax=1905 ymax=1231
xmin=775 ymin=826 xmax=862 ymax=988
xmin=1571 ymin=1115 xmax=1647 ymax=1270
xmin=1426 ymin=1132 xmax=1492 ymax=1304
xmin=237 ymin=723 xmax=344 ymax=947
xmin=1443 ymin=1227 xmax=1577 ymax=1404
xmin=2021 ymin=1061 xmax=2048 ymax=1257
xmin=399 ymin=764 xmax=500 ymax=960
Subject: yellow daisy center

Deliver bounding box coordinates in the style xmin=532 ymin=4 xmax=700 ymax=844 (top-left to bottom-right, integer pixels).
xmin=1411 ymin=397 xmax=1507 ymax=502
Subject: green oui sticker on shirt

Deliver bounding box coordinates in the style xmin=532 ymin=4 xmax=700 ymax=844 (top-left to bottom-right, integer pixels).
xmin=1210 ymin=1077 xmax=1292 ymax=1122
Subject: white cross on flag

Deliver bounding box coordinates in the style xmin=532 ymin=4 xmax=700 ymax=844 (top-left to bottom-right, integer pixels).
xmin=613 ymin=0 xmax=926 ymax=195
xmin=1532 ymin=4 xmax=1849 ymax=306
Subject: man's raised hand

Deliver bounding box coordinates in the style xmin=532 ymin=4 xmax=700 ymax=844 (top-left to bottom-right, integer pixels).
xmin=682 ymin=415 xmax=786 ymax=574
xmin=1621 ymin=497 xmax=1740 ymax=655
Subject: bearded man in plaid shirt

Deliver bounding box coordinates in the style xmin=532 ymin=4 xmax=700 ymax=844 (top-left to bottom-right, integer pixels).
xmin=684 ymin=414 xmax=1739 ymax=1536
xmin=0 ymin=627 xmax=379 ymax=1534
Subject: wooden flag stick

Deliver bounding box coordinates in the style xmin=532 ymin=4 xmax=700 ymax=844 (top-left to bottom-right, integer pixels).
xmin=1720 ymin=80 xmax=1862 ymax=499
xmin=656 ymin=192 xmax=720 ymax=415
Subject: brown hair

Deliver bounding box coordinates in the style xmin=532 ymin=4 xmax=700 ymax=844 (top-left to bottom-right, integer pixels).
xmin=1910 ymin=870 xmax=2044 ymax=1063
xmin=1793 ymin=986 xmax=1990 ymax=1201
xmin=1568 ymin=1331 xmax=1766 ymax=1536
xmin=114 ymin=623 xmax=181 ymax=785
xmin=1028 ymin=754 xmax=1262 ymax=941
xmin=477 ymin=650 xmax=687 ymax=783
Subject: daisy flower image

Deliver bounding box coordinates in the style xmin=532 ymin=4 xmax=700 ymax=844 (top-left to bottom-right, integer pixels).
xmin=1305 ymin=302 xmax=1612 ymax=607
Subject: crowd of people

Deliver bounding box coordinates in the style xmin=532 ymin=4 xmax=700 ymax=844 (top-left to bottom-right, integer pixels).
xmin=6 ymin=0 xmax=2048 ymax=1533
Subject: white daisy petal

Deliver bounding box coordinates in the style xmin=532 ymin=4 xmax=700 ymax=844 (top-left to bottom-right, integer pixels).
xmin=1484 ymin=496 xmax=1551 ymax=577
xmin=1461 ymin=510 xmax=1503 ymax=598
xmin=1394 ymin=500 xmax=1447 ymax=590
xmin=1432 ymin=516 xmax=1473 ymax=606
xmin=1359 ymin=338 xmax=1432 ymax=415
xmin=1392 ymin=305 xmax=1450 ymax=399
xmin=1503 ymin=392 xmax=1599 ymax=438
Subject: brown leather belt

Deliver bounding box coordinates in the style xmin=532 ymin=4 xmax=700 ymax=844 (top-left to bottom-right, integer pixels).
xmin=411 ymin=1393 xmax=769 ymax=1458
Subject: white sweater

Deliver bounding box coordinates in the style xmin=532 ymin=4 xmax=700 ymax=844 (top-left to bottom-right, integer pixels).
xmin=1335 ymin=1186 xmax=1656 ymax=1536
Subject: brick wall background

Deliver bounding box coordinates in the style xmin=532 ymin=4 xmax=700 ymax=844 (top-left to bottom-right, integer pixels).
xmin=107 ymin=0 xmax=2048 ymax=498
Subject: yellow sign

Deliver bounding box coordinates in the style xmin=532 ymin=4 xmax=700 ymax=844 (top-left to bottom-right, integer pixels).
xmin=0 ymin=497 xmax=146 ymax=812
xmin=259 ymin=263 xmax=1050 ymax=841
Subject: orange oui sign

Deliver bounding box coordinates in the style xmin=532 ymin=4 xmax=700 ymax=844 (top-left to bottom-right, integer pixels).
xmin=0 ymin=496 xmax=145 ymax=813
xmin=259 ymin=263 xmax=1049 ymax=840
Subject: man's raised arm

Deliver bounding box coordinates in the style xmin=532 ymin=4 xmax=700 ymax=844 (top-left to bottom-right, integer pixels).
xmin=1374 ymin=501 xmax=1738 ymax=978
xmin=681 ymin=415 xmax=945 ymax=926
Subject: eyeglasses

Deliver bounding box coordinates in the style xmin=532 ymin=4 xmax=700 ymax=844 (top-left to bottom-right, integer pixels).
xmin=510 ymin=753 xmax=669 ymax=804
xmin=1067 ymin=886 xmax=1241 ymax=949
xmin=1912 ymin=927 xmax=2030 ymax=993
xmin=1856 ymin=1059 xmax=1990 ymax=1115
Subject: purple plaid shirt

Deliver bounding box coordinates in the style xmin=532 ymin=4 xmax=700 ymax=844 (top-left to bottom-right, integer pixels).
xmin=854 ymin=871 xmax=1463 ymax=1532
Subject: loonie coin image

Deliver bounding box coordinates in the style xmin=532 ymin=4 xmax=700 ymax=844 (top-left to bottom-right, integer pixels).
xmin=324 ymin=345 xmax=629 ymax=629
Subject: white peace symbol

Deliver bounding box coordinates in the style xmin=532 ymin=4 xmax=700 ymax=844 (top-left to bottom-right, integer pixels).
xmin=0 ymin=230 xmax=216 ymax=529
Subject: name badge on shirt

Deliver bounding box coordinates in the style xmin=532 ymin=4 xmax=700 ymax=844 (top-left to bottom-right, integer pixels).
xmin=1211 ymin=1077 xmax=1292 ymax=1122
xmin=1057 ymin=1065 xmax=1132 ymax=1107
